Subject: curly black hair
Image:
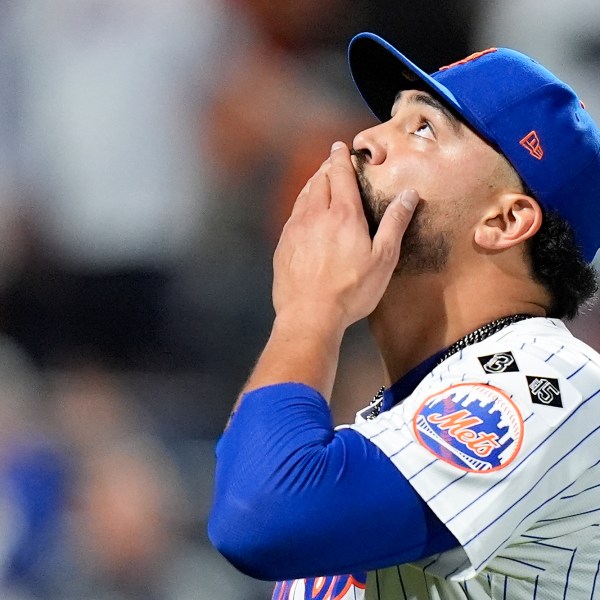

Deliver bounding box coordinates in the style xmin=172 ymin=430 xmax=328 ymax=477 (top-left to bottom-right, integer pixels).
xmin=527 ymin=208 xmax=598 ymax=320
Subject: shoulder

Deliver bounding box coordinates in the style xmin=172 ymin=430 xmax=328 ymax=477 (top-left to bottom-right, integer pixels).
xmin=350 ymin=318 xmax=600 ymax=577
xmin=351 ymin=317 xmax=600 ymax=476
xmin=420 ymin=317 xmax=600 ymax=410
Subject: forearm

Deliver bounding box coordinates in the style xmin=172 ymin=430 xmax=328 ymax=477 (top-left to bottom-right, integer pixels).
xmin=242 ymin=310 xmax=345 ymax=401
xmin=236 ymin=142 xmax=417 ymax=403
xmin=210 ymin=144 xmax=427 ymax=578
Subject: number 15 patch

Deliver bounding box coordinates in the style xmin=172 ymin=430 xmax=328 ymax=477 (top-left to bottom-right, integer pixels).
xmin=526 ymin=376 xmax=562 ymax=408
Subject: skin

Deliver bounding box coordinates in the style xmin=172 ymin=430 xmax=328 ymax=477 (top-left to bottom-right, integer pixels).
xmin=237 ymin=89 xmax=550 ymax=405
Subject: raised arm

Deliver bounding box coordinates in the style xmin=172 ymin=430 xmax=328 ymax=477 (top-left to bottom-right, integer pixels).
xmin=239 ymin=141 xmax=419 ymax=401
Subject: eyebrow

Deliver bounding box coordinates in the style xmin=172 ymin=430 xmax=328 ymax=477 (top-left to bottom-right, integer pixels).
xmin=394 ymin=90 xmax=463 ymax=136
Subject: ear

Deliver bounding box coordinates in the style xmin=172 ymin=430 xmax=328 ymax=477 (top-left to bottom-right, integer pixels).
xmin=474 ymin=193 xmax=543 ymax=251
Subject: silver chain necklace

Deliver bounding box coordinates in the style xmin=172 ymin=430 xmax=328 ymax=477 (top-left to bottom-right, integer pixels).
xmin=365 ymin=314 xmax=535 ymax=420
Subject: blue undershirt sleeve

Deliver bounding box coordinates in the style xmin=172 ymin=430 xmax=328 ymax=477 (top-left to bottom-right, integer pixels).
xmin=208 ymin=382 xmax=458 ymax=581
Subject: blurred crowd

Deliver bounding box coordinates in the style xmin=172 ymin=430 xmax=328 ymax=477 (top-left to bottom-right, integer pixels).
xmin=0 ymin=1 xmax=596 ymax=598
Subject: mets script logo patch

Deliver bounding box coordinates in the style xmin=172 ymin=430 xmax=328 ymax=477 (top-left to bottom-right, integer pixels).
xmin=413 ymin=383 xmax=524 ymax=473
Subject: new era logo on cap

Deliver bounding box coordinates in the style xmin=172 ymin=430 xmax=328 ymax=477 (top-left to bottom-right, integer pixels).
xmin=520 ymin=131 xmax=544 ymax=160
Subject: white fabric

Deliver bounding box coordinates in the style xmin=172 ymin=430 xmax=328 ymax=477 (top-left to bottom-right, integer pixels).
xmin=278 ymin=317 xmax=600 ymax=599
xmin=350 ymin=317 xmax=600 ymax=599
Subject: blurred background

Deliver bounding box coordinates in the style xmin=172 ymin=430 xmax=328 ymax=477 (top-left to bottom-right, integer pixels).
xmin=0 ymin=1 xmax=597 ymax=598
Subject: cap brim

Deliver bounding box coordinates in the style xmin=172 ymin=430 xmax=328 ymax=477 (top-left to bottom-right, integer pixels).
xmin=348 ymin=32 xmax=464 ymax=123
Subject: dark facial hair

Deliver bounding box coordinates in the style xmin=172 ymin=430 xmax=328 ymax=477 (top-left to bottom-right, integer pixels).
xmin=350 ymin=148 xmax=450 ymax=274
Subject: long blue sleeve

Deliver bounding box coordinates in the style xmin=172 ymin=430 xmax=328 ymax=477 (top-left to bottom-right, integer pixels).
xmin=208 ymin=383 xmax=458 ymax=581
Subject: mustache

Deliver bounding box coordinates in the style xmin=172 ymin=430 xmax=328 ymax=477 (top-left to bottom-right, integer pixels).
xmin=349 ymin=148 xmax=369 ymax=169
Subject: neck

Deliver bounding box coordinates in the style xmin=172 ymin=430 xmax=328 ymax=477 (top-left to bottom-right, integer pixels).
xmin=368 ymin=265 xmax=548 ymax=385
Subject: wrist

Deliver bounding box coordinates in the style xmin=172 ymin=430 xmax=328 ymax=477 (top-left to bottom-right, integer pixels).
xmin=273 ymin=305 xmax=347 ymax=346
xmin=238 ymin=308 xmax=346 ymax=401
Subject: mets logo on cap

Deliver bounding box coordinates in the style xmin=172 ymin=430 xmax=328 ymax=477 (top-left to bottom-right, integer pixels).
xmin=413 ymin=383 xmax=524 ymax=473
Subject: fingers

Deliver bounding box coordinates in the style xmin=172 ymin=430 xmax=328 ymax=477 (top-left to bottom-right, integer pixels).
xmin=292 ymin=141 xmax=358 ymax=217
xmin=372 ymin=190 xmax=420 ymax=264
xmin=328 ymin=141 xmax=361 ymax=213
xmin=290 ymin=158 xmax=332 ymax=217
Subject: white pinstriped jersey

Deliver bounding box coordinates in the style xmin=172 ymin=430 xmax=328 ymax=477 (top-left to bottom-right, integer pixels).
xmin=278 ymin=317 xmax=600 ymax=599
xmin=354 ymin=317 xmax=600 ymax=599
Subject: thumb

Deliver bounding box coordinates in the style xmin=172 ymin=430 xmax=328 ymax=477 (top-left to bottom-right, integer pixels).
xmin=372 ymin=189 xmax=420 ymax=262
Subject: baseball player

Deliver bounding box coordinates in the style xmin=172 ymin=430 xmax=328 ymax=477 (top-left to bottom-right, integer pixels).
xmin=209 ymin=32 xmax=600 ymax=600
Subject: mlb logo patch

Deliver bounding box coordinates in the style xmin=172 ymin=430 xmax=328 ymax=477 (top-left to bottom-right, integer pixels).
xmin=413 ymin=383 xmax=524 ymax=473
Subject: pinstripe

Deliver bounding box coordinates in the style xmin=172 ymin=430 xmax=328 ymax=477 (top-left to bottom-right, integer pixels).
xmin=538 ymin=506 xmax=600 ymax=523
xmin=443 ymin=555 xmax=471 ymax=580
xmin=591 ymin=560 xmax=600 ymax=599
xmin=407 ymin=457 xmax=439 ymax=481
xmin=396 ymin=566 xmax=407 ymax=600
xmin=420 ymin=556 xmax=438 ymax=600
xmin=424 ymin=470 xmax=468 ymax=503
xmin=563 ymin=549 xmax=577 ymax=599
xmin=423 ymin=573 xmax=432 ymax=600
xmin=388 ymin=440 xmax=414 ymax=458
xmin=544 ymin=345 xmax=564 ymax=363
xmin=585 ymin=388 xmax=600 ymax=402
xmin=532 ymin=540 xmax=574 ymax=552
xmin=501 ymin=556 xmax=546 ymax=571
xmin=366 ymin=428 xmax=393 ymax=441
xmin=568 ymin=357 xmax=591 ymax=379
xmin=494 ymin=330 xmax=515 ymax=343
xmin=561 ymin=482 xmax=600 ymax=500
xmin=470 ymin=435 xmax=600 ymax=571
xmin=480 ymin=426 xmax=600 ymax=533
xmin=521 ymin=533 xmax=550 ymax=540
xmin=366 ymin=420 xmax=410 ymax=441
xmin=447 ymin=400 xmax=599 ymax=527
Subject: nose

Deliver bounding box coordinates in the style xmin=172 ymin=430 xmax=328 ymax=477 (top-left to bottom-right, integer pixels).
xmin=352 ymin=122 xmax=387 ymax=165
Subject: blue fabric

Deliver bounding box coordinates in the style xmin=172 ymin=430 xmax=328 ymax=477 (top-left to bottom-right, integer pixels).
xmin=209 ymin=380 xmax=458 ymax=581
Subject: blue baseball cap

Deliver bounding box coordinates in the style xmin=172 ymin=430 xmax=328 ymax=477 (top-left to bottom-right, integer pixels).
xmin=348 ymin=32 xmax=600 ymax=263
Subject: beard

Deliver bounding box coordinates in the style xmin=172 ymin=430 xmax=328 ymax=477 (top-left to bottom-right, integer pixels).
xmin=351 ymin=149 xmax=450 ymax=275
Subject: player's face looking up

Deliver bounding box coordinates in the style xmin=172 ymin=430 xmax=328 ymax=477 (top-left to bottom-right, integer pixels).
xmin=351 ymin=89 xmax=525 ymax=275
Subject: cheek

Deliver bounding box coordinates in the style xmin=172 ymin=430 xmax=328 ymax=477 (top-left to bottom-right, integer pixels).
xmin=423 ymin=151 xmax=488 ymax=206
xmin=370 ymin=145 xmax=491 ymax=205
xmin=384 ymin=157 xmax=438 ymax=197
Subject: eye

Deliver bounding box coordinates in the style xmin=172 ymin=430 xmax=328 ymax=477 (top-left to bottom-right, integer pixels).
xmin=413 ymin=119 xmax=435 ymax=140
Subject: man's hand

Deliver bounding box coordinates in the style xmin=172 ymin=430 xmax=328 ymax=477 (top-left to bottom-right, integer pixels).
xmin=273 ymin=141 xmax=419 ymax=330
xmin=238 ymin=141 xmax=419 ymax=401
